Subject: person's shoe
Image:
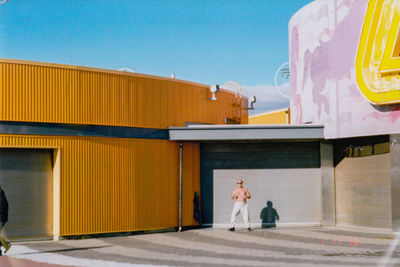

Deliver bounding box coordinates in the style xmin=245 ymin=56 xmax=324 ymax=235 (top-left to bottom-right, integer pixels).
xmin=247 ymin=227 xmax=252 ymax=231
xmin=228 ymin=227 xmax=235 ymax=232
xmin=4 ymin=242 xmax=11 ymax=254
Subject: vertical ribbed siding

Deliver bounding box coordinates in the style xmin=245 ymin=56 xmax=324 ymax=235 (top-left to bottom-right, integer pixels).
xmin=0 ymin=60 xmax=248 ymax=127
xmin=182 ymin=142 xmax=200 ymax=226
xmin=0 ymin=135 xmax=180 ymax=236
xmin=0 ymin=148 xmax=53 ymax=239
xmin=335 ymin=153 xmax=392 ymax=229
xmin=0 ymin=59 xmax=247 ymax=235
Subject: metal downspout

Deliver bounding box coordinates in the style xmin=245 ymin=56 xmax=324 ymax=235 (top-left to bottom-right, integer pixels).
xmin=179 ymin=142 xmax=183 ymax=232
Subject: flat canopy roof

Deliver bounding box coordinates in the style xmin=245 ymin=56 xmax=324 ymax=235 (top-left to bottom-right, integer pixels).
xmin=169 ymin=124 xmax=324 ymax=141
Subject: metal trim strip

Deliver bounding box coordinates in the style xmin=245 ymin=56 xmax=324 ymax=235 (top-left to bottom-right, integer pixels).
xmin=0 ymin=121 xmax=169 ymax=140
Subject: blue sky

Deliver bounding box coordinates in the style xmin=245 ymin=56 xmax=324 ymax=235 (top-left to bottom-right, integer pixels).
xmin=0 ymin=0 xmax=314 ymax=114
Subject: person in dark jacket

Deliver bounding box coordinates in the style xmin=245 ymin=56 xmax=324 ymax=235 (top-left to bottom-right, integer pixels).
xmin=260 ymin=201 xmax=279 ymax=228
xmin=0 ymin=187 xmax=11 ymax=255
xmin=193 ymin=192 xmax=201 ymax=224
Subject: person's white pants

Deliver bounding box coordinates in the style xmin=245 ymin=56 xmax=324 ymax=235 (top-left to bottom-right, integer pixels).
xmin=230 ymin=201 xmax=250 ymax=228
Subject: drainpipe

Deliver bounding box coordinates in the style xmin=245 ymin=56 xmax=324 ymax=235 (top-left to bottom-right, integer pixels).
xmin=178 ymin=142 xmax=183 ymax=232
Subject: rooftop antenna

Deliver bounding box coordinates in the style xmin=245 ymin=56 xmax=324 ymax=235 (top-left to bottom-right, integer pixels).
xmin=274 ymin=62 xmax=290 ymax=99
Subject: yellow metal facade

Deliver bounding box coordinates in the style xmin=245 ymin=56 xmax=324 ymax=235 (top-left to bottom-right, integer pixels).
xmin=0 ymin=59 xmax=248 ymax=236
xmin=0 ymin=135 xmax=180 ymax=235
xmin=248 ymin=108 xmax=290 ymax=125
xmin=0 ymin=59 xmax=247 ymax=127
xmin=182 ymin=142 xmax=200 ymax=227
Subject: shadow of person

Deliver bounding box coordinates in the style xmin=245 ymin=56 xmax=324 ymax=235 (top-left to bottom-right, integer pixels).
xmin=260 ymin=201 xmax=279 ymax=228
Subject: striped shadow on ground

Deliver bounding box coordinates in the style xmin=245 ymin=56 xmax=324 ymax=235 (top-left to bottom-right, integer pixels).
xmin=5 ymin=228 xmax=400 ymax=267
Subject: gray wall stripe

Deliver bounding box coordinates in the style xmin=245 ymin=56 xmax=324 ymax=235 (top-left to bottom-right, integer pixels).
xmin=0 ymin=121 xmax=169 ymax=140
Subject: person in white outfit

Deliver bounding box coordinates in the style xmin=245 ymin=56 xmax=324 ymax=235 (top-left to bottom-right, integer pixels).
xmin=228 ymin=179 xmax=252 ymax=231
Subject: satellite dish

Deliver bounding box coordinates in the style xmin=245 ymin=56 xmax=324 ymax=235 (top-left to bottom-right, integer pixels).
xmin=274 ymin=62 xmax=290 ymax=99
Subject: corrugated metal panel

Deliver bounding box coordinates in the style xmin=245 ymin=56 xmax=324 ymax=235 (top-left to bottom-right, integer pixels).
xmin=0 ymin=60 xmax=248 ymax=127
xmin=249 ymin=108 xmax=290 ymax=124
xmin=0 ymin=134 xmax=181 ymax=236
xmin=0 ymin=148 xmax=53 ymax=240
xmin=213 ymin=169 xmax=322 ymax=227
xmin=200 ymin=142 xmax=321 ymax=224
xmin=335 ymin=153 xmax=392 ymax=229
xmin=241 ymin=97 xmax=249 ymax=124
xmin=182 ymin=142 xmax=200 ymax=226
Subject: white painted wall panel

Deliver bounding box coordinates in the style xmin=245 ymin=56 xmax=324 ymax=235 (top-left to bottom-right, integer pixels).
xmin=213 ymin=169 xmax=322 ymax=228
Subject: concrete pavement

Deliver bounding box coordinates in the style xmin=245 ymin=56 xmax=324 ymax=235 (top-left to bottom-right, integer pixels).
xmin=0 ymin=226 xmax=399 ymax=266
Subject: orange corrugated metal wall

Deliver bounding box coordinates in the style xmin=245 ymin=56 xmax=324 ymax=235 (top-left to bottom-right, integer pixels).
xmin=0 ymin=59 xmax=248 ymax=236
xmin=182 ymin=142 xmax=200 ymax=227
xmin=0 ymin=60 xmax=247 ymax=127
xmin=0 ymin=135 xmax=180 ymax=235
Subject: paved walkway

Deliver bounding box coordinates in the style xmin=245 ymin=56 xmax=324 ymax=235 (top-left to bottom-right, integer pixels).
xmin=0 ymin=226 xmax=399 ymax=266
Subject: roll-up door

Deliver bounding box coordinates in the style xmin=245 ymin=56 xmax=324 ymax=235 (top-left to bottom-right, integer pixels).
xmin=0 ymin=148 xmax=53 ymax=240
xmin=335 ymin=153 xmax=391 ymax=229
xmin=200 ymin=142 xmax=322 ymax=227
xmin=213 ymin=169 xmax=322 ymax=227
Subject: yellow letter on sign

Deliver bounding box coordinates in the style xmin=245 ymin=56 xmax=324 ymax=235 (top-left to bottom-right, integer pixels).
xmin=356 ymin=0 xmax=400 ymax=105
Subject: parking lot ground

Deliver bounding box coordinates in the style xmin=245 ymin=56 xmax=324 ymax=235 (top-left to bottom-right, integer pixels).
xmin=0 ymin=226 xmax=399 ymax=266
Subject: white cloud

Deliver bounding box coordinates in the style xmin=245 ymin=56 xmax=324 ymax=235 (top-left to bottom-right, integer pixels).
xmin=241 ymin=83 xmax=290 ymax=115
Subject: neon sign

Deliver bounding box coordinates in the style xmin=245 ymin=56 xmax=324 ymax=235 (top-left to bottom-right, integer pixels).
xmin=356 ymin=0 xmax=400 ymax=105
